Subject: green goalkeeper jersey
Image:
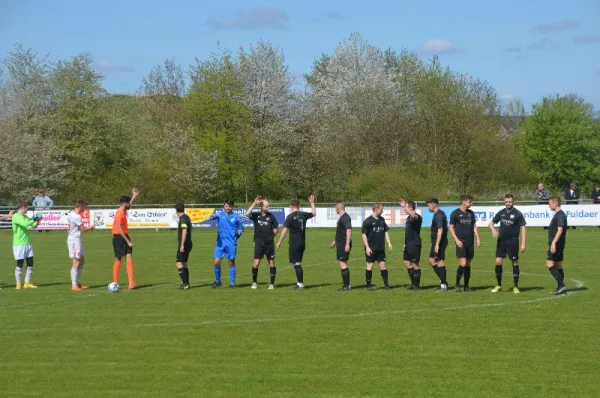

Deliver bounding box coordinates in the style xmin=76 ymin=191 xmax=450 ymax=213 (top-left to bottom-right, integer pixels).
xmin=12 ymin=213 xmax=37 ymax=246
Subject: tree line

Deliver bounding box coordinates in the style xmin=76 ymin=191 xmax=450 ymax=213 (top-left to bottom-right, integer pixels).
xmin=1 ymin=33 xmax=599 ymax=205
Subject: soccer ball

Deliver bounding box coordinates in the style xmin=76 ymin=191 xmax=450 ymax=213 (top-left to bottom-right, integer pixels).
xmin=108 ymin=282 xmax=119 ymax=292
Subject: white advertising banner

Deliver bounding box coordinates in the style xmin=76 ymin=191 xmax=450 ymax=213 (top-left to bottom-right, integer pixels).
xmin=91 ymin=208 xmax=179 ymax=230
xmin=286 ymin=207 xmax=364 ymax=228
xmin=363 ymin=207 xmax=423 ymax=227
xmin=26 ymin=209 xmax=70 ymax=230
xmin=471 ymin=205 xmax=600 ymax=227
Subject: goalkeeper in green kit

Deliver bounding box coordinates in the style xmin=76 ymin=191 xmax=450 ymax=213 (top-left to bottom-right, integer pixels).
xmin=12 ymin=202 xmax=42 ymax=289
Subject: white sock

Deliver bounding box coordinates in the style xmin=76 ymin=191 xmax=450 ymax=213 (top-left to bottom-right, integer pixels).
xmin=71 ymin=268 xmax=78 ymax=287
xmin=76 ymin=268 xmax=83 ymax=284
xmin=15 ymin=267 xmax=22 ymax=285
xmin=25 ymin=266 xmax=33 ymax=283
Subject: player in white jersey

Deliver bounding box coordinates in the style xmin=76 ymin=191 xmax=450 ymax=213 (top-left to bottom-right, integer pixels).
xmin=68 ymin=200 xmax=95 ymax=291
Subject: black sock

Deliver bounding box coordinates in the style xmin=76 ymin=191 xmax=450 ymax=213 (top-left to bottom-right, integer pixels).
xmin=439 ymin=266 xmax=447 ymax=285
xmin=270 ymin=267 xmax=276 ymax=285
xmin=548 ymin=266 xmax=559 ymax=284
xmin=252 ymin=267 xmax=258 ymax=283
xmin=495 ymin=265 xmax=503 ymax=286
xmin=178 ymin=268 xmax=186 ymax=284
xmin=294 ymin=265 xmax=304 ymax=284
xmin=341 ymin=268 xmax=350 ymax=287
xmin=407 ymin=268 xmax=415 ymax=285
xmin=513 ymin=265 xmax=520 ymax=287
xmin=365 ymin=269 xmax=373 ymax=286
xmin=413 ymin=269 xmax=421 ymax=287
xmin=464 ymin=266 xmax=471 ymax=287
xmin=556 ymin=267 xmax=565 ymax=288
xmin=380 ymin=269 xmax=389 ymax=286
xmin=456 ymin=266 xmax=464 ymax=286
xmin=432 ymin=265 xmax=440 ymax=277
xmin=183 ymin=267 xmax=190 ymax=285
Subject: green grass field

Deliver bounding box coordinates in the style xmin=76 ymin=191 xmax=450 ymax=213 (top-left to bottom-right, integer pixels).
xmin=0 ymin=227 xmax=598 ymax=397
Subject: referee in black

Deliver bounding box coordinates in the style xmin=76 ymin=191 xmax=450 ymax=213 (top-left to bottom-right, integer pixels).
xmin=175 ymin=203 xmax=192 ymax=290
xmin=488 ymin=194 xmax=527 ymax=294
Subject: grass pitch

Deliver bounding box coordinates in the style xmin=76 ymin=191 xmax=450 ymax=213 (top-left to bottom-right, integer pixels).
xmin=0 ymin=227 xmax=598 ymax=397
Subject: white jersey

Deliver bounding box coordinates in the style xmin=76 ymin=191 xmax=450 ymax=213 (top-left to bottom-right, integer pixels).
xmin=67 ymin=211 xmax=83 ymax=240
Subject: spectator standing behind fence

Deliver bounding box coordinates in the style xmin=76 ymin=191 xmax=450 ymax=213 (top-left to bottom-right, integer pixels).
xmin=32 ymin=188 xmax=53 ymax=210
xmin=591 ymin=183 xmax=600 ymax=204
xmin=564 ymin=182 xmax=580 ymax=204
xmin=534 ymin=183 xmax=551 ymax=204
xmin=32 ymin=188 xmax=53 ymax=232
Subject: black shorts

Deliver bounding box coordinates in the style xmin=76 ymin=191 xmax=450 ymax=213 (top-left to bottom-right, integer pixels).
xmin=113 ymin=234 xmax=133 ymax=258
xmin=289 ymin=242 xmax=305 ymax=264
xmin=455 ymin=240 xmax=475 ymax=260
xmin=366 ymin=249 xmax=386 ymax=263
xmin=429 ymin=239 xmax=448 ymax=261
xmin=496 ymin=240 xmax=519 ymax=261
xmin=403 ymin=245 xmax=421 ymax=263
xmin=546 ymin=245 xmax=565 ymax=262
xmin=176 ymin=245 xmax=192 ymax=263
xmin=336 ymin=242 xmax=352 ymax=262
xmin=254 ymin=240 xmax=275 ymax=260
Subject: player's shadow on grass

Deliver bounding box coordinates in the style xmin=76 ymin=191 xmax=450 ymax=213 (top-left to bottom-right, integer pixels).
xmin=37 ymin=282 xmax=71 ymax=287
xmin=133 ymin=284 xmax=159 ymax=290
xmin=568 ymin=286 xmax=588 ymax=293
xmin=517 ymin=286 xmax=545 ymax=292
xmin=276 ymin=283 xmax=334 ymax=290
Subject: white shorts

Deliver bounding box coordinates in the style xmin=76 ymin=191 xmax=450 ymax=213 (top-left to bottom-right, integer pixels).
xmin=67 ymin=239 xmax=84 ymax=259
xmin=13 ymin=245 xmax=34 ymax=261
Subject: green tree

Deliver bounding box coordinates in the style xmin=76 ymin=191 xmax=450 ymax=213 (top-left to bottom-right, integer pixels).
xmin=518 ymin=94 xmax=600 ymax=190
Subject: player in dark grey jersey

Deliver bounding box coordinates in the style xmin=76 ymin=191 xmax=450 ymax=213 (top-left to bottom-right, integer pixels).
xmin=361 ymin=203 xmax=393 ymax=291
xmin=330 ymin=202 xmax=352 ymax=291
xmin=546 ymin=196 xmax=568 ymax=295
xmin=277 ymin=194 xmax=317 ymax=290
xmin=426 ymin=198 xmax=449 ymax=292
xmin=488 ymin=194 xmax=527 ymax=294
xmin=449 ymin=195 xmax=481 ymax=292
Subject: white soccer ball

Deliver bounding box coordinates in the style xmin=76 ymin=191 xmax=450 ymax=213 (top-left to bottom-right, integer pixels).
xmin=108 ymin=282 xmax=120 ymax=292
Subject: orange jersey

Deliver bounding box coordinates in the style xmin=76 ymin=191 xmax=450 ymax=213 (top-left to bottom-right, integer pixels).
xmin=112 ymin=208 xmax=128 ymax=235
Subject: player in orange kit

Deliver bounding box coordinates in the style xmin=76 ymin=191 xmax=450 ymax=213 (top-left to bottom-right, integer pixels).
xmin=112 ymin=188 xmax=139 ymax=290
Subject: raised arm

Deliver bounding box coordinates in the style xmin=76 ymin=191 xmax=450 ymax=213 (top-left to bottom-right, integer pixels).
xmin=309 ymin=194 xmax=316 ymax=216
xmin=246 ymin=196 xmax=261 ymax=217
xmin=130 ymin=188 xmax=140 ymax=205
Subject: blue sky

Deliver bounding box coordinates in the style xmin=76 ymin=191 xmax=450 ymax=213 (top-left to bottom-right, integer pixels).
xmin=1 ymin=0 xmax=599 ymax=109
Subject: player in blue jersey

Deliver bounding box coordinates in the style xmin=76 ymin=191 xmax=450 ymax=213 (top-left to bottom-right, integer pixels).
xmin=207 ymin=199 xmax=244 ymax=288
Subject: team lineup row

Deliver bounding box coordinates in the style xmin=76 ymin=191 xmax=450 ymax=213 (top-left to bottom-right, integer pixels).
xmin=3 ymin=190 xmax=569 ymax=295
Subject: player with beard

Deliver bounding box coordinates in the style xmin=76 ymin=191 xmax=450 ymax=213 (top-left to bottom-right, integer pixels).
xmin=449 ymin=195 xmax=481 ymax=292
xmin=488 ymin=194 xmax=527 ymax=294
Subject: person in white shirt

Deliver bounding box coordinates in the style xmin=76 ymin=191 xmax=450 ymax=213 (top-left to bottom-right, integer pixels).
xmin=67 ymin=200 xmax=95 ymax=291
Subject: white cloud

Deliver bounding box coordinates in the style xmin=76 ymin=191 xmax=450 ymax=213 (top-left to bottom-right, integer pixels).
xmin=532 ymin=19 xmax=581 ymax=34
xmin=418 ymin=39 xmax=457 ymax=55
xmin=97 ymin=60 xmax=135 ymax=73
xmin=526 ymin=37 xmax=551 ymax=50
xmin=500 ymin=94 xmax=519 ymax=102
xmin=573 ymin=35 xmax=600 ymax=44
xmin=205 ymin=8 xmax=289 ymax=30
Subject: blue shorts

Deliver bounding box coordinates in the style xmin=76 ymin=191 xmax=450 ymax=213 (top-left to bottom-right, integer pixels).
xmin=214 ymin=244 xmax=237 ymax=260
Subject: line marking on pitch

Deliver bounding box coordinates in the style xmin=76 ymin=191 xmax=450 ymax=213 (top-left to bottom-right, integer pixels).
xmin=2 ymin=278 xmax=585 ymax=334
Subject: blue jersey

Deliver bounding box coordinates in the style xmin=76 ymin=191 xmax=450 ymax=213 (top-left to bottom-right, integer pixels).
xmin=210 ymin=211 xmax=244 ymax=246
